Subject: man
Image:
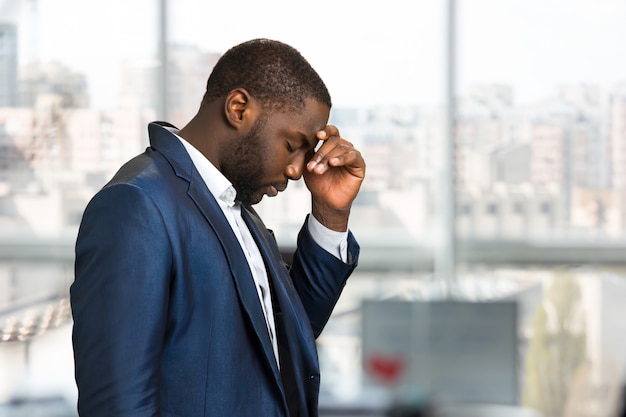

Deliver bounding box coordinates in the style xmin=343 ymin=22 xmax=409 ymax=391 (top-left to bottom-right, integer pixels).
xmin=70 ymin=38 xmax=365 ymax=417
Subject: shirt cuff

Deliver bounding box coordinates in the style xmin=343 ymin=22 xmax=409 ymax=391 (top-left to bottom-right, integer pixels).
xmin=307 ymin=214 xmax=349 ymax=263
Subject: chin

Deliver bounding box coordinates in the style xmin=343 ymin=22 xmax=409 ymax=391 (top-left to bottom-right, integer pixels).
xmin=242 ymin=194 xmax=264 ymax=206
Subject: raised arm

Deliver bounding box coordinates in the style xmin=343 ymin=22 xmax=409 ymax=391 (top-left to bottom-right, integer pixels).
xmin=304 ymin=125 xmax=366 ymax=232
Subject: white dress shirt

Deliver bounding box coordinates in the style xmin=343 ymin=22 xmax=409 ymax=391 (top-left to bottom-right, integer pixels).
xmin=170 ymin=129 xmax=349 ymax=367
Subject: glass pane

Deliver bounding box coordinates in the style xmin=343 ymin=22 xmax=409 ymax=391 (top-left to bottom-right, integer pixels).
xmin=0 ymin=0 xmax=158 ymax=410
xmin=458 ymin=1 xmax=626 ymax=416
xmin=457 ymin=0 xmax=626 ymax=241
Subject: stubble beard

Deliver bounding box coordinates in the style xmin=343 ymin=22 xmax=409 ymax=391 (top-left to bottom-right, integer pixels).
xmin=221 ymin=117 xmax=268 ymax=206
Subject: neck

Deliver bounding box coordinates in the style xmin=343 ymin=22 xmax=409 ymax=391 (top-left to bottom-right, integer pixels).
xmin=178 ymin=107 xmax=224 ymax=167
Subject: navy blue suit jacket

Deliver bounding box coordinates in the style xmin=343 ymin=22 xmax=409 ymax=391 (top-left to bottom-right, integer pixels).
xmin=71 ymin=122 xmax=359 ymax=417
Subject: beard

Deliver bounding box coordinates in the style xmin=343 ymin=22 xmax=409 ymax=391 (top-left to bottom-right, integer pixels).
xmin=220 ymin=117 xmax=269 ymax=206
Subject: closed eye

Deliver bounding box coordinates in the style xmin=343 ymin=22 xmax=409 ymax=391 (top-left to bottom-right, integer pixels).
xmin=286 ymin=133 xmax=317 ymax=154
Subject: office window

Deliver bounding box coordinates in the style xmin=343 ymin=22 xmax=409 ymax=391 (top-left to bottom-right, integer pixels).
xmin=457 ymin=1 xmax=626 ymax=415
xmin=1 ymin=0 xmax=625 ymax=415
xmin=0 ymin=0 xmax=159 ymax=407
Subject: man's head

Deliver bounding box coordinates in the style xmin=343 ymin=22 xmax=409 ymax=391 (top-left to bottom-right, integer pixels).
xmin=196 ymin=39 xmax=332 ymax=206
xmin=202 ymin=38 xmax=331 ymax=114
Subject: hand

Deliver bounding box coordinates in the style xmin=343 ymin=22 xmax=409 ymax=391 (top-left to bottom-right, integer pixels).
xmin=304 ymin=125 xmax=366 ymax=232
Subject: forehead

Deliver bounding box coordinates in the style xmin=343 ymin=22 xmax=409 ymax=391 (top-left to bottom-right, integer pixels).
xmin=266 ymin=98 xmax=330 ymax=139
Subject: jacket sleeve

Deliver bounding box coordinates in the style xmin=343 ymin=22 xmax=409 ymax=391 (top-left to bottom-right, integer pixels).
xmin=289 ymin=215 xmax=360 ymax=338
xmin=71 ymin=183 xmax=171 ymax=417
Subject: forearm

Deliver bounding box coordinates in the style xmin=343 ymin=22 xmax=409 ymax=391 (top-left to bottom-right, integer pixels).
xmin=290 ymin=217 xmax=360 ymax=337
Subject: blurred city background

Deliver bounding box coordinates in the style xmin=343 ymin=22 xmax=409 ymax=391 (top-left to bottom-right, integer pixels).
xmin=1 ymin=0 xmax=626 ymax=416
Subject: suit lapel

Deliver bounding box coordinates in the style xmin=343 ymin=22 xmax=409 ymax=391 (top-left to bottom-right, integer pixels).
xmin=147 ymin=123 xmax=282 ymax=385
xmin=241 ymin=206 xmax=319 ymax=416
xmin=240 ymin=206 xmax=318 ymax=353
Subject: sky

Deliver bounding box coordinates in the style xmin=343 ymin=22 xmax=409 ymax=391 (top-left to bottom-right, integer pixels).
xmin=2 ymin=0 xmax=626 ymax=109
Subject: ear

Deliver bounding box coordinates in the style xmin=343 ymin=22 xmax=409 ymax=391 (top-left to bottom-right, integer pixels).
xmin=224 ymin=88 xmax=260 ymax=131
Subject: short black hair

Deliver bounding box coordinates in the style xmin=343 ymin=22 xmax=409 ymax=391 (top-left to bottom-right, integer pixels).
xmin=202 ymin=38 xmax=332 ymax=113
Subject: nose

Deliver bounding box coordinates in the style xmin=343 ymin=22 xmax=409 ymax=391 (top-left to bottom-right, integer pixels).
xmin=285 ymin=154 xmax=305 ymax=180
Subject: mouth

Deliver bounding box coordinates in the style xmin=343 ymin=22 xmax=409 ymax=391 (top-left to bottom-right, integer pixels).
xmin=274 ymin=182 xmax=288 ymax=192
xmin=267 ymin=182 xmax=288 ymax=197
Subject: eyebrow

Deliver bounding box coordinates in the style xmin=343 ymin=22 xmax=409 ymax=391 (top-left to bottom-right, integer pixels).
xmin=296 ymin=131 xmax=318 ymax=151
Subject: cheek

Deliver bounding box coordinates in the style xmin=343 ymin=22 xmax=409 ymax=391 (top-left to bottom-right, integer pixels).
xmin=266 ymin=149 xmax=292 ymax=174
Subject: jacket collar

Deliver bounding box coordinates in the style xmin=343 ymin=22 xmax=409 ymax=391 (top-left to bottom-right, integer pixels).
xmin=148 ymin=121 xmax=195 ymax=182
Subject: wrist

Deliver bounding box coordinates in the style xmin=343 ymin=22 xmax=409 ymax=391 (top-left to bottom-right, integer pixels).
xmin=311 ymin=200 xmax=350 ymax=232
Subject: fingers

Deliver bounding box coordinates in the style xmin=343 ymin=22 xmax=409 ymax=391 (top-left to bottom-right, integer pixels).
xmin=307 ymin=126 xmax=362 ymax=175
xmin=316 ymin=125 xmax=340 ymax=142
xmin=304 ymin=125 xmax=367 ymax=216
xmin=307 ymin=142 xmax=358 ymax=174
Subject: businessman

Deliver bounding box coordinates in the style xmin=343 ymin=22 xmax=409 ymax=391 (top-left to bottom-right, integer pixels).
xmin=70 ymin=38 xmax=365 ymax=416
